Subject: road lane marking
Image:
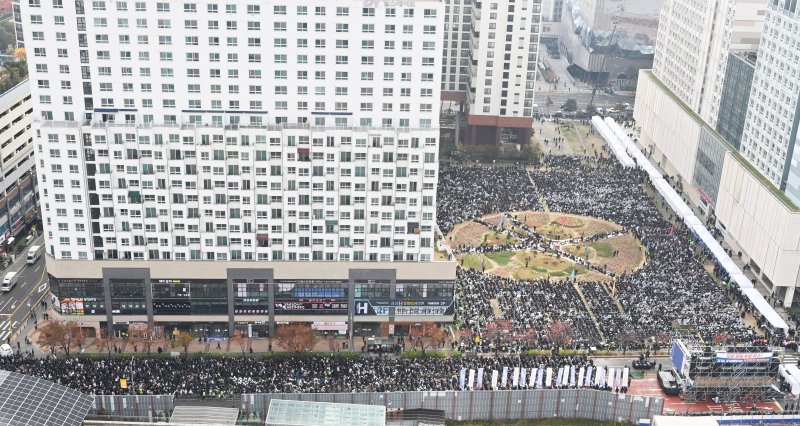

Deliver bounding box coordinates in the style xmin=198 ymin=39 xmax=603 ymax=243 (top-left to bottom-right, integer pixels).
xmin=34 ymin=266 xmax=40 ymax=272
xmin=38 ymin=283 xmax=46 ymax=293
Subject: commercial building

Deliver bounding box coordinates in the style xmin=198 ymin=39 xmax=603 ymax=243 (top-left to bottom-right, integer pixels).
xmin=0 ymin=80 xmax=37 ymax=245
xmin=19 ymin=0 xmax=455 ymax=337
xmin=558 ymin=0 xmax=662 ymax=85
xmin=635 ymin=0 xmax=800 ymax=306
xmin=716 ymin=52 xmax=757 ymax=150
xmin=740 ymin=0 xmax=800 ymax=195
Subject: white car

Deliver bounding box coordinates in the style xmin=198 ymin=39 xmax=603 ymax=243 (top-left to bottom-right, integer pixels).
xmin=0 ymin=343 xmax=12 ymax=357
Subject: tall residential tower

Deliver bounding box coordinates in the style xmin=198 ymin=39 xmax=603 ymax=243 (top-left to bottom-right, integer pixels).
xmin=20 ymin=0 xmax=455 ymax=338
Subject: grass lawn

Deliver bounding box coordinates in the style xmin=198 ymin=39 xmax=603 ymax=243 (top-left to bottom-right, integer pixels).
xmin=485 ymin=251 xmax=516 ymax=266
xmin=591 ymin=241 xmax=614 ymax=258
xmin=446 ymin=419 xmax=629 ymax=426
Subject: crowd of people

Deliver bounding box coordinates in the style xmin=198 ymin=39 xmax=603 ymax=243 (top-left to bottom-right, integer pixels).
xmin=0 ymin=152 xmax=769 ymax=396
xmin=0 ymin=352 xmax=626 ymax=395
xmin=436 ymin=165 xmax=541 ymax=234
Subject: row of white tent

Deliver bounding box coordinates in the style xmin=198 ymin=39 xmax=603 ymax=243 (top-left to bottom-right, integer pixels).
xmin=591 ymin=116 xmax=789 ymax=334
xmin=458 ymin=365 xmax=630 ymax=390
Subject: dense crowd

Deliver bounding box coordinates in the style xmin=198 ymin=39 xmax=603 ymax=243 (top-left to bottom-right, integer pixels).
xmin=0 ymin=353 xmax=626 ymax=395
xmin=0 ymin=154 xmax=765 ymax=396
xmin=436 ymin=165 xmax=541 ymax=234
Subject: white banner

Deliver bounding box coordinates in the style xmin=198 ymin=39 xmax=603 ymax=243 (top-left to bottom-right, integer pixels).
xmin=545 ymin=367 xmax=553 ymax=387
xmin=501 ymin=367 xmax=508 ymax=388
xmin=520 ymin=368 xmax=527 ymax=388
xmin=477 ymin=368 xmax=484 ymax=388
xmin=512 ymin=367 xmax=520 ymax=387
xmin=529 ymin=368 xmax=537 ymax=388
xmin=491 ymin=370 xmax=499 ymax=389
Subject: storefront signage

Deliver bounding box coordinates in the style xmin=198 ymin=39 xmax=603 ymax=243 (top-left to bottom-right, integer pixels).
xmin=354 ymin=300 xmax=454 ymax=316
xmin=274 ymin=299 xmax=348 ymax=313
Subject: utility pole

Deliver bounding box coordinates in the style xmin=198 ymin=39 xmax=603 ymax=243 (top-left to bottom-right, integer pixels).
xmin=589 ymin=22 xmax=619 ymax=110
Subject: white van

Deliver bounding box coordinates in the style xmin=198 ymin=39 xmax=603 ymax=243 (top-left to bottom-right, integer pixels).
xmin=2 ymin=272 xmax=18 ymax=292
xmin=26 ymin=245 xmax=42 ymax=264
xmin=0 ymin=343 xmax=12 ymax=357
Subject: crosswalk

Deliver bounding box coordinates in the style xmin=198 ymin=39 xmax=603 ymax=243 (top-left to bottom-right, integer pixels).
xmin=0 ymin=321 xmax=18 ymax=343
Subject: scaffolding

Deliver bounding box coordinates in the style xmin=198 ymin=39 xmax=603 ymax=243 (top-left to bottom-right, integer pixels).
xmin=673 ymin=335 xmax=784 ymax=403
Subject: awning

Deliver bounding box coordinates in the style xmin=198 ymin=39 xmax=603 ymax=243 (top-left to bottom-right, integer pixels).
xmin=256 ymin=233 xmax=269 ymax=241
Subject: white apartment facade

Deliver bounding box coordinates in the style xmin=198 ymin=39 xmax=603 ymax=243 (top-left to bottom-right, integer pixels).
xmin=21 ymin=0 xmax=456 ymax=337
xmin=441 ymin=0 xmax=472 ymax=100
xmin=740 ymin=0 xmax=800 ymax=191
xmin=0 ymin=80 xmax=37 ymax=241
xmin=464 ymin=0 xmax=541 ymax=143
xmin=652 ymin=0 xmax=735 ymax=127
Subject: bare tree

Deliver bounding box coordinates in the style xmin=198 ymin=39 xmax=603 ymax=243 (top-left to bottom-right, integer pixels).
xmin=275 ymin=324 xmax=318 ymax=352
xmin=548 ymin=321 xmax=573 ymax=353
xmin=232 ymin=330 xmax=249 ymax=356
xmin=410 ymin=323 xmax=448 ymax=354
xmin=176 ymin=331 xmax=194 ymax=354
xmin=95 ymin=330 xmax=118 ymax=359
xmin=36 ymin=319 xmax=82 ymax=356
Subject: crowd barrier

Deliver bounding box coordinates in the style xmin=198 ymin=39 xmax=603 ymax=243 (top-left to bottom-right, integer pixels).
xmin=87 ymin=389 xmax=664 ymax=424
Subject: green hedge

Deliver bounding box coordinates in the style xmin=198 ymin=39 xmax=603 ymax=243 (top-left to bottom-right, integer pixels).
xmin=401 ymin=349 xmax=448 ymax=359
xmin=72 ymin=351 xmax=361 ymax=360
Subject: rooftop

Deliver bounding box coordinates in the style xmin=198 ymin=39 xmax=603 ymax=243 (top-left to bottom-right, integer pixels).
xmin=266 ymin=399 xmax=386 ymax=426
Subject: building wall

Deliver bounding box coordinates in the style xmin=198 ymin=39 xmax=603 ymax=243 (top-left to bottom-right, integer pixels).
xmin=716 ymin=53 xmax=756 ymax=150
xmin=634 ymin=71 xmax=701 ymax=184
xmin=442 ymin=0 xmax=472 ymax=97
xmin=740 ymin=1 xmax=800 ymax=190
xmin=652 ymin=0 xmax=735 ymax=127
xmin=636 ymin=69 xmax=800 ymax=306
xmin=729 ymin=0 xmax=767 ymax=52
xmin=47 ymin=257 xmax=457 ymax=334
xmin=21 ymin=0 xmax=445 ymax=264
xmin=466 ymin=0 xmax=541 ymax=120
xmin=0 ymin=80 xmax=37 ymax=239
xmin=716 ymin=151 xmax=800 ymax=305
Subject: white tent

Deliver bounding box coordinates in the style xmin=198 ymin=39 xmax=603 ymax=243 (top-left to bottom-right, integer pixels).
xmin=591 ymin=116 xmax=636 ymax=168
xmin=742 ymin=287 xmax=789 ymax=332
xmin=653 ymin=179 xmax=694 ymax=218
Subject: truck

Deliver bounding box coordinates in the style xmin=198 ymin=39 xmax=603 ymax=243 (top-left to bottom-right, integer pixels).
xmin=2 ymin=271 xmax=18 ymax=292
xmin=26 ymin=245 xmax=42 ymax=264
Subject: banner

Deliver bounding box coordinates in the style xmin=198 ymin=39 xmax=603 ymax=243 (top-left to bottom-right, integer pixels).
xmin=578 ymin=367 xmax=585 ymax=388
xmin=715 ymin=352 xmax=773 ymax=364
xmin=520 ymin=368 xmax=527 ymax=388
xmin=468 ymin=369 xmax=475 ymax=389
xmin=491 ymin=370 xmax=499 ymax=389
xmin=459 ymin=368 xmax=466 ymax=390
xmin=529 ymin=368 xmax=537 ymax=388
xmin=545 ymin=367 xmax=553 ymax=387
xmin=512 ymin=367 xmax=519 ymax=387
xmin=501 ymin=367 xmax=508 ymax=388
xmin=477 ymin=368 xmax=484 ymax=388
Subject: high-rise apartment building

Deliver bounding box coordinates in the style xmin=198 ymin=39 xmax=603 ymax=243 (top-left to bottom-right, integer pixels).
xmin=463 ymin=0 xmax=542 ymax=144
xmin=652 ymin=0 xmax=735 ymax=127
xmin=21 ymin=0 xmax=455 ymax=338
xmin=636 ymin=0 xmax=800 ymax=306
xmin=740 ymin=0 xmax=800 ymax=192
xmin=441 ymin=0 xmax=472 ymax=101
xmin=0 ymin=80 xmax=37 ymax=243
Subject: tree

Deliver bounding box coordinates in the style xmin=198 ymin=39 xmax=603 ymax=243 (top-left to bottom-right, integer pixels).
xmin=130 ymin=323 xmax=158 ymax=354
xmin=547 ymin=321 xmax=573 ymax=352
xmin=176 ymin=331 xmax=194 ymax=354
xmin=275 ymin=324 xmax=317 ymax=352
xmin=95 ymin=330 xmax=118 ymax=359
xmin=545 ymin=96 xmax=554 ymax=115
xmin=483 ymin=320 xmax=513 ymax=356
xmin=36 ymin=319 xmax=81 ymax=356
xmin=232 ymin=330 xmax=249 ymax=356
xmin=563 ymin=98 xmax=578 ymax=112
xmin=410 ymin=323 xmax=448 ymax=354
xmin=615 ymin=330 xmax=640 ymax=354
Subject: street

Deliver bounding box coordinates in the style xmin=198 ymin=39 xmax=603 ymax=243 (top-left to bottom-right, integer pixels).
xmin=537 ymin=91 xmax=636 ymax=113
xmin=0 ymin=235 xmax=48 ymax=344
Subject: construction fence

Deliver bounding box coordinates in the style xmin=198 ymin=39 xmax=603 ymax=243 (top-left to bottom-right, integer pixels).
xmin=88 ymin=389 xmax=664 ymax=424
